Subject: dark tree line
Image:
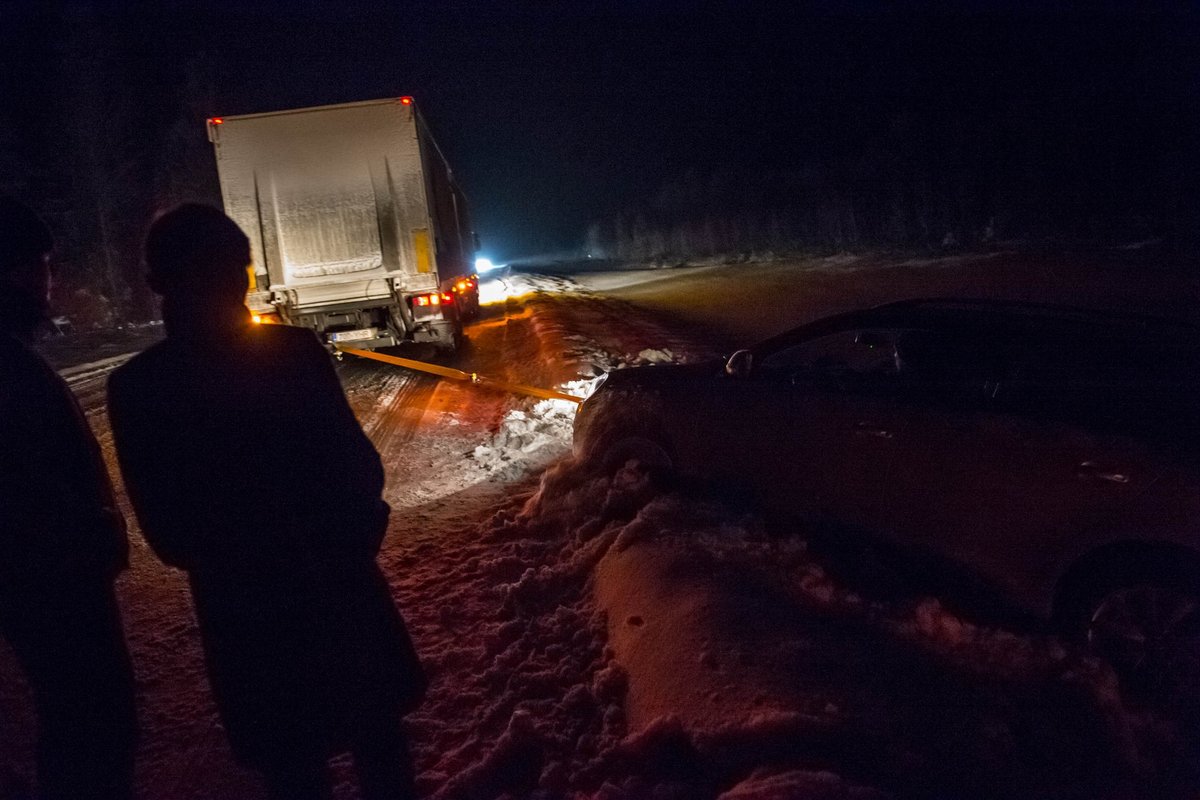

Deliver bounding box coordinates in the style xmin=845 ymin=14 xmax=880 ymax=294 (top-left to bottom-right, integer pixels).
xmin=0 ymin=6 xmax=219 ymax=326
xmin=584 ymin=112 xmax=1198 ymax=264
xmin=585 ymin=140 xmax=1195 ymax=262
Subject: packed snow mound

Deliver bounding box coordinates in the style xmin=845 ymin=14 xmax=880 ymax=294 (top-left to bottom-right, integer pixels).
xmin=470 ymin=400 xmax=574 ymax=481
xmin=634 ymin=348 xmax=675 ymax=365
xmin=406 ymin=455 xmax=705 ymax=799
xmin=499 ymin=455 xmax=1199 ymax=799
xmin=470 ymin=380 xmax=602 ymax=481
xmin=717 ymin=768 xmax=891 ymax=800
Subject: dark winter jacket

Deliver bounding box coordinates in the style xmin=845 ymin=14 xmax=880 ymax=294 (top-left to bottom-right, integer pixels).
xmin=108 ymin=320 xmax=423 ymax=766
xmin=108 ymin=322 xmax=387 ymax=576
xmin=0 ymin=330 xmax=127 ymax=597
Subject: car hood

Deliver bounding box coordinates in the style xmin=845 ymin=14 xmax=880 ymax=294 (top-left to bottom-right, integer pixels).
xmin=597 ymin=360 xmax=724 ymax=391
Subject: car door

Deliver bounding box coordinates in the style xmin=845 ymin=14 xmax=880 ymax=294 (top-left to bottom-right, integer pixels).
xmin=731 ymin=326 xmax=909 ymax=530
xmin=874 ymin=329 xmax=1163 ymax=611
xmin=665 ymin=344 xmax=841 ymax=518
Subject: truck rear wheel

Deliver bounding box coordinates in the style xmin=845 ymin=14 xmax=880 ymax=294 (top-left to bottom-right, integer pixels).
xmin=434 ymin=321 xmax=466 ymax=355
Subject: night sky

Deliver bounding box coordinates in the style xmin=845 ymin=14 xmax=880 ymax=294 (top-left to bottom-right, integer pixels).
xmin=3 ymin=1 xmax=1198 ymax=262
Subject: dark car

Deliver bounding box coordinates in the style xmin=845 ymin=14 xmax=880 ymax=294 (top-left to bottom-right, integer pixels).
xmin=574 ymin=299 xmax=1200 ymax=687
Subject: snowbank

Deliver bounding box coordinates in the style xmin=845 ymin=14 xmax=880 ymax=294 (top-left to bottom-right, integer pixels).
xmin=485 ymin=450 xmax=1197 ymax=798
xmin=469 ymin=379 xmax=601 ymax=483
xmin=448 ymin=272 xmax=1194 ymax=797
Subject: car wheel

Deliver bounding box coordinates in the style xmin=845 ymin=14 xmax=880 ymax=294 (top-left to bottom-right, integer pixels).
xmin=599 ymin=436 xmax=674 ymax=483
xmin=1081 ymin=580 xmax=1200 ymax=699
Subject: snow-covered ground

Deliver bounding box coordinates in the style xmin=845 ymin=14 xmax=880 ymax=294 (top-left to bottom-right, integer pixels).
xmin=2 ymin=262 xmax=1198 ymax=799
xmin=350 ymin=271 xmax=1199 ymax=798
xmin=571 ymin=249 xmax=1200 ymax=347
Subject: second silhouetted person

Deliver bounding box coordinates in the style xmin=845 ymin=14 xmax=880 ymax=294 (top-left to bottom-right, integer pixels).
xmin=108 ymin=204 xmax=425 ymax=800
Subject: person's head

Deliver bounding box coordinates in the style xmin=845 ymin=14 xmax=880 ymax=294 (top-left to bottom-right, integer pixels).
xmin=0 ymin=197 xmax=54 ymax=333
xmin=145 ymin=204 xmax=250 ymax=308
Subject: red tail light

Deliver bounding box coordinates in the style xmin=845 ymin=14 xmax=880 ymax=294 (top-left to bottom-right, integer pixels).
xmin=411 ymin=292 xmax=453 ymax=307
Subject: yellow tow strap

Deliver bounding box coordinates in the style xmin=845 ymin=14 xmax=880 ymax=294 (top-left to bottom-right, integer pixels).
xmin=336 ymin=346 xmax=584 ymax=404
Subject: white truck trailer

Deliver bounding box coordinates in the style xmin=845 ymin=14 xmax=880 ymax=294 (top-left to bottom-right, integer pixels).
xmin=207 ymin=96 xmax=479 ymax=352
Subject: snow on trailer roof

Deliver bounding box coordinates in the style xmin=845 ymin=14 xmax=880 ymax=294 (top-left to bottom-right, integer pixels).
xmin=208 ymin=96 xmax=462 ymax=186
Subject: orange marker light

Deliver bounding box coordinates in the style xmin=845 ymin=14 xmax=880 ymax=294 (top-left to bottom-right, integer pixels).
xmin=211 ymin=117 xmax=224 ymax=125
xmin=399 ymin=96 xmax=413 ymax=105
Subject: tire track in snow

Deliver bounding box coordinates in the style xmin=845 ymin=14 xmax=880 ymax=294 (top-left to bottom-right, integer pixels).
xmin=340 ymin=359 xmax=437 ymax=454
xmin=61 ymin=352 xmax=136 ymax=387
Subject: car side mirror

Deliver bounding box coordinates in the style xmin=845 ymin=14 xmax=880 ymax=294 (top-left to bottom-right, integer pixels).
xmin=725 ymin=349 xmax=753 ymax=379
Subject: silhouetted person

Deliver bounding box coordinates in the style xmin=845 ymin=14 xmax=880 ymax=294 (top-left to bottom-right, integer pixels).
xmin=107 ymin=204 xmax=424 ymax=800
xmin=0 ymin=197 xmax=136 ymax=799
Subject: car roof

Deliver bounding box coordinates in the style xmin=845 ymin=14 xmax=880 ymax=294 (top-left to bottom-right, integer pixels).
xmin=755 ymin=298 xmax=1200 ymax=353
xmin=877 ymin=298 xmax=1200 ymax=331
